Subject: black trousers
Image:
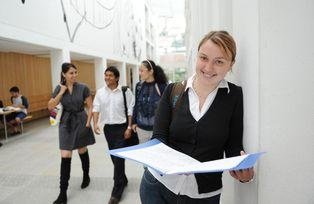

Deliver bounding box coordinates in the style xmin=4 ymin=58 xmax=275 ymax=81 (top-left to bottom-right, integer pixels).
xmin=104 ymin=123 xmax=128 ymax=199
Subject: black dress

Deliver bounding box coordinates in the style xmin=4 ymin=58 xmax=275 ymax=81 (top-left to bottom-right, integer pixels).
xmin=52 ymin=82 xmax=95 ymax=150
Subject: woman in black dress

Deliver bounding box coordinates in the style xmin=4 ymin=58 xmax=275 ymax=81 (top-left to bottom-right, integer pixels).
xmin=48 ymin=62 xmax=95 ymax=204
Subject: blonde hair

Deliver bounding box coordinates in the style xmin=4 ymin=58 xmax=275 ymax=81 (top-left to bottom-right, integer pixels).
xmin=198 ymin=31 xmax=236 ymax=62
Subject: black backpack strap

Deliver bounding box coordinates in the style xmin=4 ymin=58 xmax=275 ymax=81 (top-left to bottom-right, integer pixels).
xmin=122 ymin=86 xmax=129 ymax=123
xmin=170 ymin=80 xmax=187 ymax=116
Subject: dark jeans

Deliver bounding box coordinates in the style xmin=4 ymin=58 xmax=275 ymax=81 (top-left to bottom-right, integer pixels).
xmin=140 ymin=169 xmax=220 ymax=204
xmin=104 ymin=124 xmax=128 ymax=199
xmin=5 ymin=112 xmax=27 ymax=123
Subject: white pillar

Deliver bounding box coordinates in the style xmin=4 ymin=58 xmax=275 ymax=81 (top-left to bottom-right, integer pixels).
xmin=50 ymin=49 xmax=70 ymax=91
xmin=186 ymin=0 xmax=217 ymax=77
xmin=132 ymin=65 xmax=140 ymax=91
xmin=120 ymin=62 xmax=127 ymax=86
xmin=231 ymin=0 xmax=260 ymax=204
xmin=94 ymin=58 xmax=106 ymax=89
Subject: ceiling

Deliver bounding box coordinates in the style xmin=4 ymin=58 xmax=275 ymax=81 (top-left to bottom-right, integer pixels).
xmin=0 ymin=38 xmax=51 ymax=56
xmin=0 ymin=37 xmax=96 ymax=61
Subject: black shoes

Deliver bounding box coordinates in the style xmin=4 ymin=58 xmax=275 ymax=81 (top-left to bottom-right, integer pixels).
xmin=53 ymin=192 xmax=67 ymax=204
xmin=53 ymin=158 xmax=71 ymax=204
xmin=81 ymin=175 xmax=90 ymax=189
xmin=108 ymin=196 xmax=120 ymax=204
xmin=79 ymin=150 xmax=90 ymax=189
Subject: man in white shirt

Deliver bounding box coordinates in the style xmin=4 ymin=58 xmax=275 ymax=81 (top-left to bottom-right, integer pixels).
xmin=93 ymin=66 xmax=134 ymax=204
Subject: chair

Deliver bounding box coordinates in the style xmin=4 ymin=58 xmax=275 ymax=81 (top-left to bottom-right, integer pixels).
xmin=20 ymin=115 xmax=33 ymax=134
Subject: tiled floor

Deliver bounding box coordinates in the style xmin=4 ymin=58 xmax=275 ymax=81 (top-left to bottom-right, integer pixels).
xmin=0 ymin=118 xmax=143 ymax=204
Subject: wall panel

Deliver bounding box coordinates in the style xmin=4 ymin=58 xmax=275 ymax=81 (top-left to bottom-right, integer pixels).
xmin=72 ymin=60 xmax=96 ymax=95
xmin=0 ymin=52 xmax=52 ymax=119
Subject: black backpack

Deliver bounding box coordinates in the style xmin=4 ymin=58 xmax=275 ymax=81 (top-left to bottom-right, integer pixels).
xmin=122 ymin=86 xmax=139 ymax=146
xmin=169 ymin=80 xmax=187 ymax=116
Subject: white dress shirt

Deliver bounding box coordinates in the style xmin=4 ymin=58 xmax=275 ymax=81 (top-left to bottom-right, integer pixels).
xmin=149 ymin=74 xmax=229 ymax=198
xmin=93 ymin=84 xmax=134 ymax=125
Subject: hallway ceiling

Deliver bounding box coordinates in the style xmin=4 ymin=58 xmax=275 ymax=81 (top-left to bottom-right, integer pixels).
xmin=0 ymin=38 xmax=95 ymax=61
xmin=0 ymin=38 xmax=51 ymax=57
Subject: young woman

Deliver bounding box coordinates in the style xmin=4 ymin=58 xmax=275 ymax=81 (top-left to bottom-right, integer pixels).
xmin=48 ymin=62 xmax=95 ymax=204
xmin=132 ymin=60 xmax=168 ymax=143
xmin=139 ymin=31 xmax=254 ymax=204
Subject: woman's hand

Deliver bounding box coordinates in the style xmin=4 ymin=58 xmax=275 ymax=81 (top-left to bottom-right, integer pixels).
xmin=85 ymin=122 xmax=91 ymax=128
xmin=229 ymin=151 xmax=254 ymax=183
xmin=59 ymin=84 xmax=67 ymax=95
xmin=132 ymin=124 xmax=137 ymax=133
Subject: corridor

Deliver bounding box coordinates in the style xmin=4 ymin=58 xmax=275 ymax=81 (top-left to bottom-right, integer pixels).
xmin=0 ymin=118 xmax=142 ymax=204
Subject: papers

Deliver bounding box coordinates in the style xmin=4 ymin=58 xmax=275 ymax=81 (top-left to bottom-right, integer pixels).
xmin=49 ymin=104 xmax=62 ymax=126
xmin=4 ymin=106 xmax=21 ymax=112
xmin=0 ymin=107 xmax=21 ymax=114
xmin=109 ymin=139 xmax=264 ymax=175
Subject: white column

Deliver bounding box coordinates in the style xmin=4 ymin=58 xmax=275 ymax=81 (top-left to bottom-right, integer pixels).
xmin=50 ymin=49 xmax=70 ymax=91
xmin=230 ymin=1 xmax=260 ymax=204
xmin=94 ymin=58 xmax=106 ymax=89
xmin=186 ymin=0 xmax=217 ymax=77
xmin=119 ymin=62 xmax=127 ymax=86
xmin=132 ymin=65 xmax=140 ymax=91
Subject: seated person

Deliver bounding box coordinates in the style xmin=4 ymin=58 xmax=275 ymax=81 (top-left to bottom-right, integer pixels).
xmin=0 ymin=100 xmax=3 ymax=144
xmin=0 ymin=100 xmax=4 ymax=146
xmin=0 ymin=100 xmax=3 ymax=123
xmin=0 ymin=100 xmax=4 ymax=124
xmin=6 ymin=86 xmax=29 ymax=135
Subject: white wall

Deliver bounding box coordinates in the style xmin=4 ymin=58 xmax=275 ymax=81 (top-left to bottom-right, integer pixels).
xmin=0 ymin=0 xmax=156 ymax=88
xmin=0 ymin=0 xmax=146 ymax=60
xmin=258 ymin=0 xmax=314 ymax=203
xmin=231 ymin=0 xmax=260 ymax=203
xmin=186 ymin=0 xmax=314 ymax=203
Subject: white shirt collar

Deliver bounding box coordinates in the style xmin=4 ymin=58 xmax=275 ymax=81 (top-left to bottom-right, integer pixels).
xmin=105 ymin=84 xmax=122 ymax=92
xmin=185 ymin=74 xmax=230 ymax=93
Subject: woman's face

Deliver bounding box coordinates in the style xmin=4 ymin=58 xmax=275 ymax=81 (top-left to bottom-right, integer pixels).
xmin=195 ymin=39 xmax=233 ymax=86
xmin=63 ymin=67 xmax=78 ymax=84
xmin=139 ymin=64 xmax=153 ymax=81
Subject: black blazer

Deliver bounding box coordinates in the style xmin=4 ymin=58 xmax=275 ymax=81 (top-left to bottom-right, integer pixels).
xmin=152 ymin=81 xmax=244 ymax=194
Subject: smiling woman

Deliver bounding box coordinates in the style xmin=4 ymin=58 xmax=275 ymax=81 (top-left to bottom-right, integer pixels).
xmin=139 ymin=31 xmax=254 ymax=204
xmin=48 ymin=62 xmax=95 ymax=204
